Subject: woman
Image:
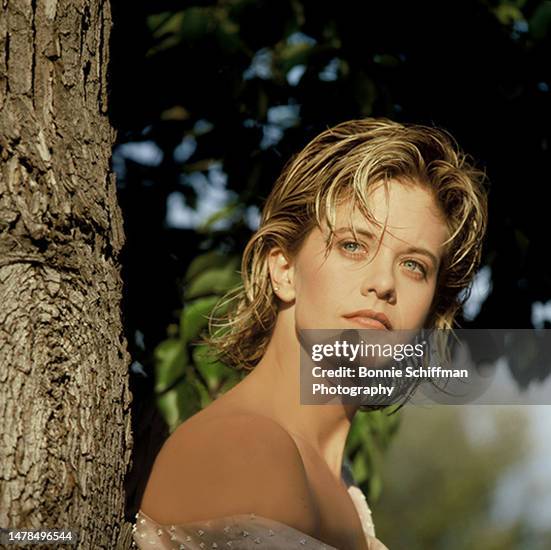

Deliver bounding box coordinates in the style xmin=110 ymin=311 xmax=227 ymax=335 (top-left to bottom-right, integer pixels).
xmin=132 ymin=118 xmax=488 ymax=549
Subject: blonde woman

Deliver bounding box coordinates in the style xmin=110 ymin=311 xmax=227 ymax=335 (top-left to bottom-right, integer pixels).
xmin=132 ymin=118 xmax=488 ymax=549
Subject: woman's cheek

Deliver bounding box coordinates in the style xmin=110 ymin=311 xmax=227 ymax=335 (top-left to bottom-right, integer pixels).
xmin=295 ymin=288 xmax=315 ymax=329
xmin=294 ymin=290 xmax=328 ymax=330
xmin=294 ymin=300 xmax=313 ymax=331
xmin=415 ymin=289 xmax=437 ymax=326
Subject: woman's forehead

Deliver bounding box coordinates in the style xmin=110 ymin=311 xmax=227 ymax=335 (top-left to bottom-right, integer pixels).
xmin=312 ymin=183 xmax=449 ymax=260
xmin=325 ymin=181 xmax=445 ymax=228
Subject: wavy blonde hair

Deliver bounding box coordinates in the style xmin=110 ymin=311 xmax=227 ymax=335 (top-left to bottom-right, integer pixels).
xmin=206 ymin=118 xmax=488 ymax=371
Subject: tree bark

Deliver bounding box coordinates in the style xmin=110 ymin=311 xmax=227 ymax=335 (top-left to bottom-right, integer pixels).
xmin=0 ymin=0 xmax=132 ymax=548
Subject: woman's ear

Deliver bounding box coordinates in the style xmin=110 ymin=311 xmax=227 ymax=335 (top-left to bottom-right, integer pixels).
xmin=267 ymin=247 xmax=296 ymax=302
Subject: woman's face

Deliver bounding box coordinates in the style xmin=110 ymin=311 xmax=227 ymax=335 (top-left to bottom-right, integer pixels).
xmin=277 ymin=180 xmax=449 ymax=332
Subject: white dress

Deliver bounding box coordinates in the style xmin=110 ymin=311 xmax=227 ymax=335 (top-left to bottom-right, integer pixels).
xmin=132 ymin=471 xmax=389 ymax=550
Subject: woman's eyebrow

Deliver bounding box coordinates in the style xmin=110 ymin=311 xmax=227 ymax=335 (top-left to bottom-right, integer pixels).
xmin=401 ymin=246 xmax=440 ymax=269
xmin=334 ymin=226 xmax=376 ymax=239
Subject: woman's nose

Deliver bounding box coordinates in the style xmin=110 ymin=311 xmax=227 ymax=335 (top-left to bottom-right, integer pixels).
xmin=360 ymin=253 xmax=396 ymax=304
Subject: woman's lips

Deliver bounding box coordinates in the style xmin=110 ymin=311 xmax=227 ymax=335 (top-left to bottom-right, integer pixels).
xmin=343 ymin=309 xmax=392 ymax=330
xmin=343 ymin=316 xmax=389 ymax=330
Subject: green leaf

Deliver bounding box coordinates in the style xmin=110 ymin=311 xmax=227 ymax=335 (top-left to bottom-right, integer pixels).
xmin=529 ymin=1 xmax=551 ymax=40
xmin=185 ymin=251 xmax=235 ymax=284
xmin=147 ymin=12 xmax=183 ymax=36
xmin=276 ymin=42 xmax=314 ymax=74
xmin=180 ymin=7 xmax=214 ymax=41
xmin=373 ymin=54 xmax=400 ymax=67
xmin=198 ymin=202 xmax=241 ymax=232
xmin=177 ymin=378 xmax=206 ymax=422
xmin=189 ymin=374 xmax=213 ymax=410
xmin=218 ymin=373 xmax=243 ymax=395
xmin=146 ymin=34 xmax=183 ymax=57
xmin=352 ymin=452 xmax=369 ymax=485
xmin=180 ymin=296 xmax=221 ymax=344
xmin=494 ymin=4 xmax=524 ymax=25
xmin=216 ymin=18 xmax=243 ymax=53
xmin=368 ymin=471 xmax=383 ymax=502
xmin=145 ymin=12 xmax=186 ymax=57
xmin=154 ymin=338 xmax=188 ymax=393
xmin=185 ymin=256 xmax=241 ymax=299
xmin=161 ymin=376 xmax=203 ymax=431
xmin=156 ymin=388 xmax=181 ymax=432
xmin=193 ymin=344 xmax=233 ymax=392
xmin=145 ymin=8 xmax=215 ymax=57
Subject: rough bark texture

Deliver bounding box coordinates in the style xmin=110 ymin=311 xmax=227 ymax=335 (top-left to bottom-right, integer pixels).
xmin=0 ymin=1 xmax=133 ymax=548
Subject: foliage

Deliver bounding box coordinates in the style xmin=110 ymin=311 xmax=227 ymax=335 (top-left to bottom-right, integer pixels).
xmin=374 ymin=406 xmax=551 ymax=549
xmin=345 ymin=408 xmax=402 ymax=502
xmin=154 ymin=251 xmax=244 ymax=432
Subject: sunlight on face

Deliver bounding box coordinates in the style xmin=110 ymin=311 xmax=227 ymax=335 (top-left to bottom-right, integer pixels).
xmin=291 ymin=180 xmax=449 ymax=331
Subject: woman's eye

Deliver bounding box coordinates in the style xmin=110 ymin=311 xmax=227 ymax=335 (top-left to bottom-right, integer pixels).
xmin=403 ymin=259 xmax=427 ymax=277
xmin=340 ymin=241 xmax=366 ymax=255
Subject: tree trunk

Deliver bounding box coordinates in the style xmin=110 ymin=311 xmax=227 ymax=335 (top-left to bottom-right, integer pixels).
xmin=0 ymin=1 xmax=132 ymax=548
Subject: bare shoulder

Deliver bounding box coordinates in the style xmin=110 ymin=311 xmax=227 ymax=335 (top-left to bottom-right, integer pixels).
xmin=140 ymin=412 xmax=319 ymax=536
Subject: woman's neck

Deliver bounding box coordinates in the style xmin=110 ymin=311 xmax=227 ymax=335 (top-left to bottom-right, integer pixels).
xmin=220 ymin=308 xmax=359 ymax=479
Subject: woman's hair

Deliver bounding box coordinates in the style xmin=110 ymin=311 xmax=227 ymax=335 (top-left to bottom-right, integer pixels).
xmin=207 ymin=118 xmax=488 ymax=371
